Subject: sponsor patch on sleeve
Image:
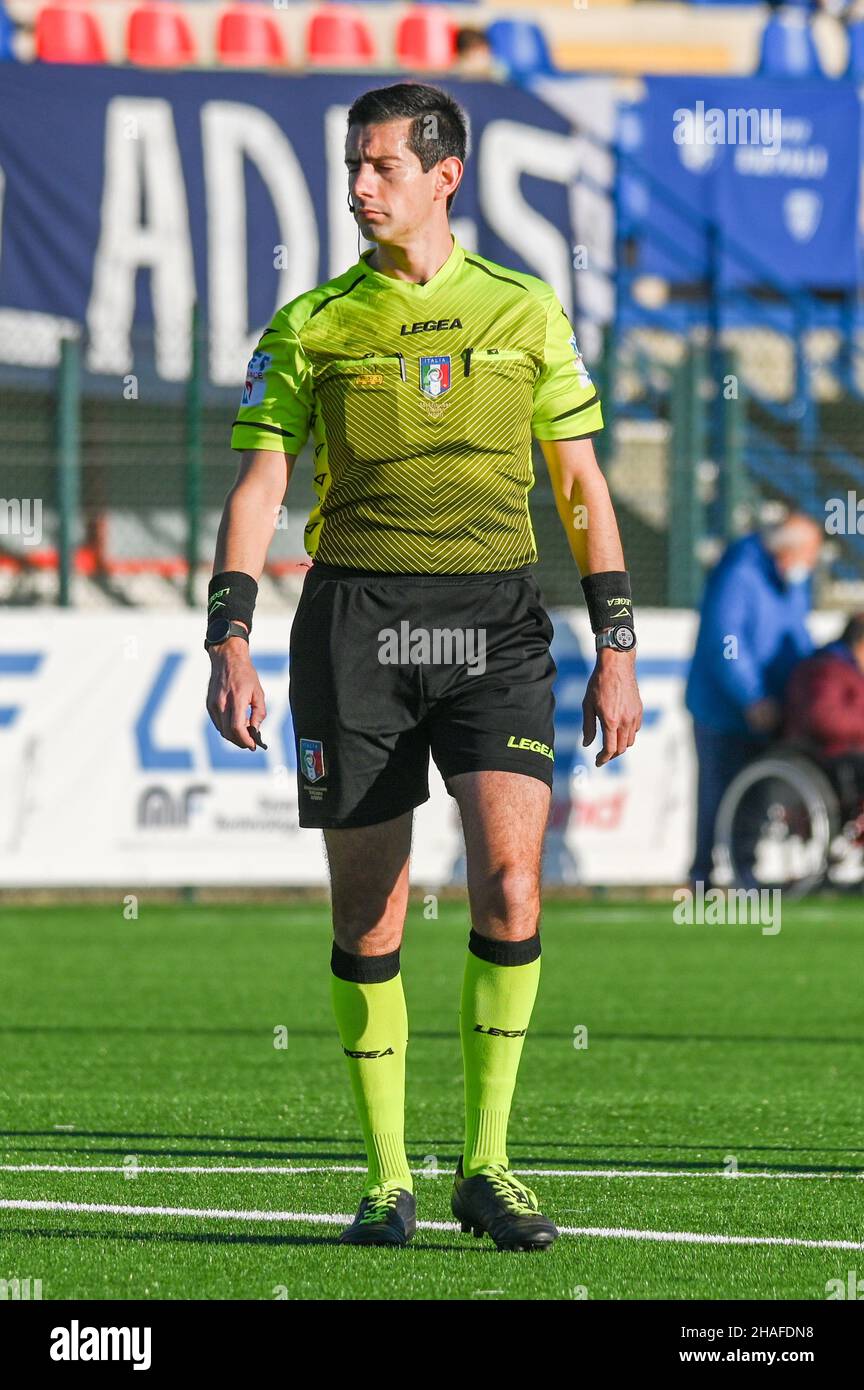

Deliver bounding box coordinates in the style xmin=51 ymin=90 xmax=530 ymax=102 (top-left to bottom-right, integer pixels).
xmin=568 ymin=333 xmax=593 ymax=389
xmin=241 ymin=350 xmax=272 ymax=408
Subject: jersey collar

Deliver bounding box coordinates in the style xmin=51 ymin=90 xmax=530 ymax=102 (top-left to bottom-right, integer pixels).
xmin=357 ymin=234 xmax=464 ymax=297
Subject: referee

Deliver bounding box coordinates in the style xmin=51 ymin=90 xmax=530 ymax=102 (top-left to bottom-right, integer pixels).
xmin=206 ymin=83 xmax=642 ymax=1251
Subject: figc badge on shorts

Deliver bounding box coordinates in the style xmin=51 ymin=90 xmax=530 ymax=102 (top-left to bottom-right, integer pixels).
xmin=300 ymin=738 xmax=325 ymax=783
xmin=419 ymin=356 xmax=451 ymax=398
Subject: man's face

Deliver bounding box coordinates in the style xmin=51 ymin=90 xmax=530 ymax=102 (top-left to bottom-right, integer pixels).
xmin=853 ymin=639 xmax=864 ymax=676
xmin=774 ymin=523 xmax=823 ymax=584
xmin=345 ymin=118 xmax=443 ymax=242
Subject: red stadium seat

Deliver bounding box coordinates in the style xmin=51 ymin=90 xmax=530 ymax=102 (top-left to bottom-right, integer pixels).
xmin=217 ymin=8 xmax=288 ymax=67
xmin=306 ymin=6 xmax=375 ymax=66
xmin=127 ymin=5 xmax=197 ymax=68
xmin=35 ymin=6 xmax=107 ymax=65
xmin=395 ymin=9 xmax=456 ymax=70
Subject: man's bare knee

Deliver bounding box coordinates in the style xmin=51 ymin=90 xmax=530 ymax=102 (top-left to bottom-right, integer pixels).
xmin=470 ymin=864 xmax=541 ymax=941
xmin=331 ymin=884 xmax=407 ymax=954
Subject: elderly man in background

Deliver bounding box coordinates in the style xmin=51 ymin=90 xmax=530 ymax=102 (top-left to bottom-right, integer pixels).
xmin=684 ymin=514 xmax=823 ymax=885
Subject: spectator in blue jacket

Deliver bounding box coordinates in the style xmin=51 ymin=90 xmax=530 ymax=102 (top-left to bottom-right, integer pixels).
xmin=685 ymin=514 xmax=823 ymax=884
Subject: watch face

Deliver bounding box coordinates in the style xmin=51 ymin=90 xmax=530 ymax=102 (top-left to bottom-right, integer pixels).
xmin=612 ymin=625 xmax=636 ymax=650
xmin=206 ymin=617 xmax=232 ymax=645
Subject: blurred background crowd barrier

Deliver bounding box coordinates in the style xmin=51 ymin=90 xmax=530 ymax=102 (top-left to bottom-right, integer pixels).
xmin=1 ymin=1 xmax=863 ymax=886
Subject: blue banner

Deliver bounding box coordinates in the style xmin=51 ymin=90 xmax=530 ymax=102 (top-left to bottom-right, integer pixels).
xmin=0 ymin=66 xmax=588 ymax=381
xmin=636 ymin=78 xmax=860 ymax=291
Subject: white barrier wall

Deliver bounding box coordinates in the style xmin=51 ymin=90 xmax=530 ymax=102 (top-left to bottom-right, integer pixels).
xmin=0 ymin=606 xmax=746 ymax=888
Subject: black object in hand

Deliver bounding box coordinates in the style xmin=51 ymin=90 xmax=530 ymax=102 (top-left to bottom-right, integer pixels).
xmin=248 ymin=724 xmax=268 ymax=750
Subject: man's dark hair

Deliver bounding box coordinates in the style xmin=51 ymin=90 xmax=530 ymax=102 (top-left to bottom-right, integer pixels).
xmin=840 ymin=612 xmax=864 ymax=649
xmin=346 ymin=83 xmax=469 ymax=215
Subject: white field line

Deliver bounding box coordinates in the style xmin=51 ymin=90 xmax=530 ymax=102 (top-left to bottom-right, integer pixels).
xmin=0 ymin=1162 xmax=861 ymax=1181
xmin=0 ymin=1198 xmax=862 ymax=1252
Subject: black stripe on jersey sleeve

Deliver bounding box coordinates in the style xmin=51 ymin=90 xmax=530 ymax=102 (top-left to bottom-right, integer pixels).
xmin=547 ymin=391 xmax=599 ymax=423
xmin=231 ymin=420 xmax=300 ymax=440
xmin=309 ymin=275 xmax=367 ymax=318
xmin=464 ymin=257 xmax=529 ymax=291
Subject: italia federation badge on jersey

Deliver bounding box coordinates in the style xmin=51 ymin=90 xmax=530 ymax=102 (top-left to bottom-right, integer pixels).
xmin=419 ymin=356 xmax=451 ymax=398
xmin=241 ymin=350 xmax=272 ymax=408
xmin=299 ymin=738 xmax=326 ymax=783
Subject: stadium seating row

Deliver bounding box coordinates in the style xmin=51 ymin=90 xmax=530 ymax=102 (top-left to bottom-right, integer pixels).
xmin=34 ymin=3 xmax=461 ymax=65
xmin=2 ymin=0 xmax=859 ymax=76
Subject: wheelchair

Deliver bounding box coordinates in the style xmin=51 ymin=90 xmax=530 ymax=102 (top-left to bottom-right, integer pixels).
xmin=712 ymin=744 xmax=864 ymax=898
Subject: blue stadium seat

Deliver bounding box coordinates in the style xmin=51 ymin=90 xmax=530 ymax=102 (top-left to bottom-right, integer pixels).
xmin=0 ymin=2 xmax=16 ymax=60
xmin=485 ymin=19 xmax=554 ymax=82
xmin=757 ymin=10 xmax=822 ymax=77
xmin=845 ymin=20 xmax=864 ymax=79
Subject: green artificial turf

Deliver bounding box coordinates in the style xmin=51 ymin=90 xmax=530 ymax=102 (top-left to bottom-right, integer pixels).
xmin=0 ymin=898 xmax=861 ymax=1300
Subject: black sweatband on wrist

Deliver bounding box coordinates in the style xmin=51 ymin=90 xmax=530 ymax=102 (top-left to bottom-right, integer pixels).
xmin=581 ymin=570 xmax=634 ymax=634
xmin=208 ymin=571 xmax=258 ymax=635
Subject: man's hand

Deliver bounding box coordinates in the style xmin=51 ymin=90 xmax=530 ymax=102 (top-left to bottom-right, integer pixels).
xmin=205 ymin=448 xmax=295 ymax=749
xmin=206 ymin=631 xmax=266 ymax=751
xmin=582 ymin=648 xmax=643 ymax=767
xmin=744 ymin=697 xmax=782 ymax=735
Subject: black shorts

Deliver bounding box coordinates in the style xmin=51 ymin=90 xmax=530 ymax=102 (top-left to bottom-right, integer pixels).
xmin=288 ymin=561 xmax=557 ymax=829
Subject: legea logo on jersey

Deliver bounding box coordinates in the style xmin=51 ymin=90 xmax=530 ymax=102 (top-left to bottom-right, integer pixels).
xmin=419 ymin=356 xmax=451 ymax=398
xmin=299 ymin=738 xmax=325 ymax=783
xmin=241 ymin=350 xmax=272 ymax=408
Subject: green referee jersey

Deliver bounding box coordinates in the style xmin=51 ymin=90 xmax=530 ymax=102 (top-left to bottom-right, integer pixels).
xmin=231 ymin=234 xmax=603 ymax=573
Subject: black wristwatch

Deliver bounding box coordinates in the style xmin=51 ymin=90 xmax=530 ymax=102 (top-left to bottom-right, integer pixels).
xmin=596 ymin=624 xmax=636 ymax=653
xmin=205 ymin=618 xmax=249 ymax=652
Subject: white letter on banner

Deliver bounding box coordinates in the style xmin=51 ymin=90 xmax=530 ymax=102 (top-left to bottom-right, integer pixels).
xmin=87 ymin=99 xmax=195 ymax=380
xmin=479 ymin=121 xmax=579 ymax=319
xmin=202 ymin=102 xmax=318 ymax=386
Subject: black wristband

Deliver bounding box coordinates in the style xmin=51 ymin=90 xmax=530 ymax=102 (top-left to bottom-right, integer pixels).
xmin=581 ymin=570 xmax=634 ymax=634
xmin=208 ymin=571 xmax=258 ymax=636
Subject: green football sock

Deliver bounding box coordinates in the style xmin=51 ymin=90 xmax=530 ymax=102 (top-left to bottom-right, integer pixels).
xmin=330 ymin=943 xmax=413 ymax=1195
xmin=459 ymin=928 xmax=541 ymax=1179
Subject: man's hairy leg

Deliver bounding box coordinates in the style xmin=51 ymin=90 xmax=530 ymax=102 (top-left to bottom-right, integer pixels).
xmin=324 ymin=810 xmax=413 ymax=954
xmin=449 ymin=770 xmax=550 ymax=943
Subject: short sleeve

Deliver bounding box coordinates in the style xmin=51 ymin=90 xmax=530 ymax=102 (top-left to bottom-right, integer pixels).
xmin=532 ymin=296 xmax=603 ymax=441
xmin=230 ymin=318 xmax=313 ymax=455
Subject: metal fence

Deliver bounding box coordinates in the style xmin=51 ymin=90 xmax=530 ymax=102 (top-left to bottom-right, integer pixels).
xmin=1 ymin=309 xmax=861 ymax=612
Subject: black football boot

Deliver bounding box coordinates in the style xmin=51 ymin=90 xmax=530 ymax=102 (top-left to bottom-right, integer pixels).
xmin=338 ymin=1183 xmax=416 ymax=1247
xmin=452 ymin=1158 xmax=559 ymax=1251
